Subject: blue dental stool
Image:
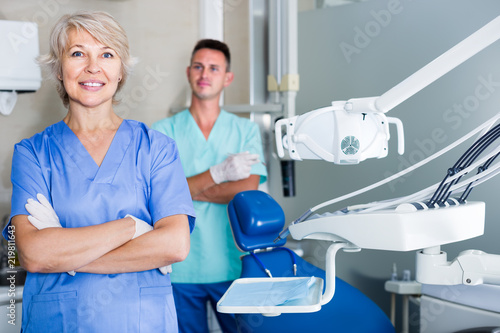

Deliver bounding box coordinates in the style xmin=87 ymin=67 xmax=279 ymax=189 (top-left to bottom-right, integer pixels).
xmin=226 ymin=190 xmax=395 ymax=333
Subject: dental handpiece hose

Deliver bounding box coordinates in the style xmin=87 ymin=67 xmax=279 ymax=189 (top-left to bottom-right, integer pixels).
xmin=274 ymin=209 xmax=313 ymax=243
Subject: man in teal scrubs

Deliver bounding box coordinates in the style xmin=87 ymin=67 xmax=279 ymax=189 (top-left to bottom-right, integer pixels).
xmin=152 ymin=39 xmax=267 ymax=333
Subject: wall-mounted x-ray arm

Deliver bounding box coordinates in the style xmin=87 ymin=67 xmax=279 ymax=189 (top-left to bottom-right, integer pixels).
xmin=276 ymin=15 xmax=500 ymax=164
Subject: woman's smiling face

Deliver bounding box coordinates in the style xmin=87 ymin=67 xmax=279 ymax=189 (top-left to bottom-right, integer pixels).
xmin=61 ymin=28 xmax=122 ymax=109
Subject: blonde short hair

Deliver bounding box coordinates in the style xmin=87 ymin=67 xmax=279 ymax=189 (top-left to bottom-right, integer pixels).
xmin=38 ymin=11 xmax=135 ymax=107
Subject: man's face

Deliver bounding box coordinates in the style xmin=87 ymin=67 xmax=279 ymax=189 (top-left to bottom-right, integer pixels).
xmin=187 ymin=48 xmax=233 ymax=101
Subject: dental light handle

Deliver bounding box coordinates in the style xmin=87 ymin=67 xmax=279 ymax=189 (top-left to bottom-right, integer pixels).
xmin=387 ymin=116 xmax=405 ymax=155
xmin=373 ymin=15 xmax=500 ymax=114
xmin=275 ymin=117 xmax=295 ymax=159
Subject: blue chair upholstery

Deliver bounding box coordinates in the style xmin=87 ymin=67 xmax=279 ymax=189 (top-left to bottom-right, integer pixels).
xmin=229 ymin=190 xmax=287 ymax=251
xmin=227 ymin=190 xmax=395 ymax=333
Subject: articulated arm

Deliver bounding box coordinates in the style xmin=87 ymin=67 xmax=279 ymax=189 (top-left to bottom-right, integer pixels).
xmin=276 ymin=15 xmax=500 ymax=164
xmin=416 ymin=247 xmax=500 ymax=286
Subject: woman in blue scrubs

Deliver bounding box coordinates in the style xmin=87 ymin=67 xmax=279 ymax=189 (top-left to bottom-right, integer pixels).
xmin=3 ymin=11 xmax=195 ymax=332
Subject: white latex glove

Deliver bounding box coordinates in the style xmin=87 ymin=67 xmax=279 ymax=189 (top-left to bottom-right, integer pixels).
xmin=25 ymin=194 xmax=75 ymax=276
xmin=158 ymin=265 xmax=173 ymax=274
xmin=127 ymin=214 xmax=153 ymax=239
xmin=125 ymin=214 xmax=172 ymax=275
xmin=25 ymin=193 xmax=62 ymax=229
xmin=209 ymin=152 xmax=260 ymax=184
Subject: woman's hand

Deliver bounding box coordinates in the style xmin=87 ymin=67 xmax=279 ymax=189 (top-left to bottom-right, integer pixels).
xmin=126 ymin=214 xmax=172 ymax=274
xmin=25 ymin=194 xmax=76 ymax=275
xmin=25 ymin=193 xmax=62 ymax=229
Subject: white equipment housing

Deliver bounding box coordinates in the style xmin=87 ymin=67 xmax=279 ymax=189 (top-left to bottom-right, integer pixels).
xmin=289 ymin=202 xmax=485 ymax=252
xmin=275 ymin=101 xmax=404 ymax=164
xmin=0 ymin=20 xmax=41 ymax=92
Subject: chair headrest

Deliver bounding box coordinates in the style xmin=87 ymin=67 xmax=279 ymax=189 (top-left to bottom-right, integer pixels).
xmin=228 ymin=190 xmax=287 ymax=252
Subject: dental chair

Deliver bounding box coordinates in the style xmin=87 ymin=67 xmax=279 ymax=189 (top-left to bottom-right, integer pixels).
xmin=226 ymin=190 xmax=395 ymax=333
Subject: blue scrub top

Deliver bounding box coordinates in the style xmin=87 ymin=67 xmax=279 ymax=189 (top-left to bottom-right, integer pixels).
xmin=152 ymin=110 xmax=267 ymax=284
xmin=3 ymin=119 xmax=195 ymax=332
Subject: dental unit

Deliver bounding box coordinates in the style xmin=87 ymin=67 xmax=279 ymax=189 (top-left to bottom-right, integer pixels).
xmin=218 ymin=15 xmax=500 ymax=316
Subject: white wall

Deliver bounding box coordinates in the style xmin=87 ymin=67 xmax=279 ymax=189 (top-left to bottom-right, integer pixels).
xmin=270 ymin=0 xmax=500 ymax=325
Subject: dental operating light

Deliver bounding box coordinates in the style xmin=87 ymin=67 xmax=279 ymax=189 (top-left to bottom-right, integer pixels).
xmin=276 ymin=15 xmax=500 ymax=164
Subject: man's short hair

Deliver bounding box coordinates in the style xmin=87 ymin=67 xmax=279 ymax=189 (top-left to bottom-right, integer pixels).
xmin=191 ymin=39 xmax=231 ymax=71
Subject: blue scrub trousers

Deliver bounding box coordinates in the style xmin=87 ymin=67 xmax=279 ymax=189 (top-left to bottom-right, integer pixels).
xmin=173 ymin=281 xmax=237 ymax=333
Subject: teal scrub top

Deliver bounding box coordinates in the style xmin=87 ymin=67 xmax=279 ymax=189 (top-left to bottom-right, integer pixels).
xmin=152 ymin=110 xmax=267 ymax=283
xmin=3 ymin=120 xmax=196 ymax=332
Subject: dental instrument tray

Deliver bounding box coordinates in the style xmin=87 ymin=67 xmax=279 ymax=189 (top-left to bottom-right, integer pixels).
xmin=289 ymin=201 xmax=485 ymax=252
xmin=217 ymin=276 xmax=323 ymax=316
